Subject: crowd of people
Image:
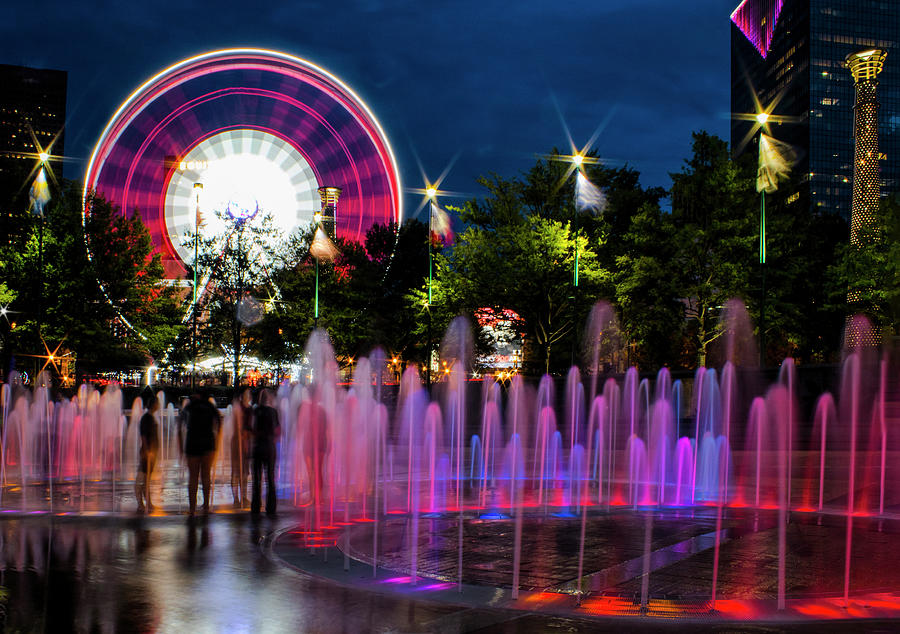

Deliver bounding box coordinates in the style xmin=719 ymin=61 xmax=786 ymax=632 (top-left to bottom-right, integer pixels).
xmin=136 ymin=387 xmax=281 ymax=516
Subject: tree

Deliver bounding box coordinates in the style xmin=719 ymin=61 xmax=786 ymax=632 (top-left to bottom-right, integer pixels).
xmin=670 ymin=132 xmax=757 ymax=366
xmin=260 ymin=219 xmax=430 ymax=372
xmin=827 ymin=195 xmax=900 ymax=341
xmin=83 ymin=192 xmax=183 ymax=364
xmin=186 ymin=209 xmax=281 ymax=385
xmin=0 ymin=282 xmax=16 ymax=377
xmin=756 ymin=185 xmax=847 ymax=364
xmin=0 ymin=181 xmax=181 ymax=380
xmin=613 ymin=202 xmax=685 ymax=368
xmin=422 ymin=157 xmax=613 ymax=375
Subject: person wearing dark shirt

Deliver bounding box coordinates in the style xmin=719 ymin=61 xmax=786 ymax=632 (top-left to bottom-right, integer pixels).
xmin=135 ymin=397 xmax=161 ymax=513
xmin=251 ymin=388 xmax=281 ymax=515
xmin=180 ymin=392 xmax=222 ymax=515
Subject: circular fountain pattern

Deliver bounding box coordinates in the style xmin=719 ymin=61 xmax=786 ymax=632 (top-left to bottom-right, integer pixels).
xmin=84 ymin=48 xmax=402 ymax=278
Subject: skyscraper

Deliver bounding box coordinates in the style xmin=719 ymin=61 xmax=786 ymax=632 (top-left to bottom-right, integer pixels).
xmin=0 ymin=63 xmax=67 ymax=245
xmin=731 ymin=0 xmax=900 ymax=220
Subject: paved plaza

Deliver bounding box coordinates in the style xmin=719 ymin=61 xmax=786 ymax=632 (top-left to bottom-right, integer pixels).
xmin=2 ymin=487 xmax=900 ymax=632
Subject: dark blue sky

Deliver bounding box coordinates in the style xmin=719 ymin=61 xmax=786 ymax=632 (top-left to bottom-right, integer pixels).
xmin=1 ymin=0 xmax=737 ymax=219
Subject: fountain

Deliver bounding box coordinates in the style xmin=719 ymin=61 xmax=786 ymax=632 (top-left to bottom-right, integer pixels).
xmin=2 ymin=301 xmax=900 ymax=620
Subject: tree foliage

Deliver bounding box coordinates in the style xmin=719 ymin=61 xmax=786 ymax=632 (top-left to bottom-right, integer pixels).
xmin=0 ymin=180 xmax=181 ymax=379
xmin=259 ymin=219 xmax=430 ymax=373
xmin=422 ymin=156 xmax=617 ymax=375
xmin=827 ymin=195 xmax=900 ymax=340
xmin=184 ymin=210 xmax=281 ymax=384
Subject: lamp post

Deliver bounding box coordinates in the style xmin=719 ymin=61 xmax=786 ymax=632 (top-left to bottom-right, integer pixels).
xmin=35 ymin=152 xmax=50 ymax=339
xmin=191 ymin=182 xmax=203 ymax=390
xmin=755 ymin=113 xmax=769 ymax=367
xmin=571 ymin=154 xmax=584 ymax=365
xmin=426 ymin=187 xmax=437 ymax=388
xmin=37 ymin=177 xmax=44 ymax=340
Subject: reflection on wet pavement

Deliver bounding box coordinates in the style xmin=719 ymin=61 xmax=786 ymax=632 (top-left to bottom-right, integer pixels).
xmin=0 ymin=513 xmax=472 ymax=632
xmin=6 ymin=510 xmax=900 ymax=632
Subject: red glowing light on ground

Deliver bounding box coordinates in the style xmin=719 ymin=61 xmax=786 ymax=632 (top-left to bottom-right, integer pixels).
xmin=793 ymin=601 xmax=845 ymax=619
xmin=579 ymin=596 xmax=638 ymax=616
xmin=713 ymin=599 xmax=759 ymax=619
xmin=519 ymin=591 xmax=569 ymax=606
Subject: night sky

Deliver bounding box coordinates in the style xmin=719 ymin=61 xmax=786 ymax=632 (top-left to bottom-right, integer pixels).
xmin=1 ymin=0 xmax=738 ymax=219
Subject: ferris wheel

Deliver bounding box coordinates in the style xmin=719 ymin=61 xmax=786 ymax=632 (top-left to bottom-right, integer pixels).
xmin=84 ymin=48 xmax=403 ymax=279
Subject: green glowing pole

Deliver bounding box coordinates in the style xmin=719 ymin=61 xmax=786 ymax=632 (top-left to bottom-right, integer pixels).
xmin=759 ymin=188 xmax=766 ymax=367
xmin=315 ymin=257 xmax=319 ymax=329
xmin=427 ymin=202 xmax=433 ymax=389
xmin=37 ymin=213 xmax=43 ymax=339
xmin=574 ymin=213 xmax=580 ymax=288
xmin=571 ymin=194 xmax=580 ymax=366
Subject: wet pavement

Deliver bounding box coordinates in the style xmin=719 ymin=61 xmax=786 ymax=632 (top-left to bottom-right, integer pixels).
xmin=4 ymin=462 xmax=900 ymax=633
xmin=2 ymin=507 xmax=899 ymax=632
xmin=342 ymin=508 xmax=900 ymax=599
xmin=0 ymin=511 xmax=479 ymax=632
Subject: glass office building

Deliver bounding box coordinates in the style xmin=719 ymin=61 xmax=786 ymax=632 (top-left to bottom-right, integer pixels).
xmin=731 ymin=0 xmax=900 ymax=220
xmin=0 ymin=63 xmax=67 ymax=245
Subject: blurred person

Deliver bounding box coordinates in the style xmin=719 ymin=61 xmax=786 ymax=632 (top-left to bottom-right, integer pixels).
xmin=180 ymin=391 xmax=221 ymax=515
xmin=251 ymin=388 xmax=281 ymax=515
xmin=299 ymin=384 xmax=330 ymax=513
xmin=230 ymin=388 xmax=253 ymax=508
xmin=135 ymin=396 xmax=161 ymax=513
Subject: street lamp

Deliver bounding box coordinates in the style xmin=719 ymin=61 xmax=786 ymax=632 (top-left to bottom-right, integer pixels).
xmin=191 ymin=182 xmax=203 ymax=389
xmin=31 ymin=151 xmax=52 ymax=338
xmin=426 ymin=186 xmax=436 ymax=388
xmin=564 ymin=150 xmax=605 ymax=362
xmin=734 ymin=98 xmax=797 ymax=365
xmin=414 ymin=175 xmax=453 ymax=389
xmin=755 ymin=114 xmax=794 ymax=366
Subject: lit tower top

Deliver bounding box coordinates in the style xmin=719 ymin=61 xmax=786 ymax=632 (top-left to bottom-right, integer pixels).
xmin=731 ymin=0 xmax=784 ymax=59
xmin=318 ymin=186 xmax=342 ymax=237
xmin=846 ymin=49 xmax=887 ymax=245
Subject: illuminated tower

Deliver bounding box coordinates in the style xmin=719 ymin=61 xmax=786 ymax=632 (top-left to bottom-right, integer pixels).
xmin=846 ymin=48 xmax=887 ymax=244
xmin=318 ymin=186 xmax=341 ymax=237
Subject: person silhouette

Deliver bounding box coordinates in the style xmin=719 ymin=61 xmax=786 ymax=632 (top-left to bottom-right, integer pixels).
xmin=299 ymin=384 xmax=330 ymax=518
xmin=135 ymin=396 xmax=160 ymax=513
xmin=180 ymin=391 xmax=221 ymax=515
xmin=230 ymin=388 xmax=253 ymax=508
xmin=251 ymin=388 xmax=280 ymax=515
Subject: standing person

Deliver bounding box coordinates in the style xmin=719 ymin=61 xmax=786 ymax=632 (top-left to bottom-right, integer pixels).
xmin=251 ymin=388 xmax=280 ymax=515
xmin=135 ymin=396 xmax=161 ymax=513
xmin=299 ymin=384 xmax=330 ymax=525
xmin=230 ymin=388 xmax=253 ymax=508
xmin=180 ymin=391 xmax=221 ymax=515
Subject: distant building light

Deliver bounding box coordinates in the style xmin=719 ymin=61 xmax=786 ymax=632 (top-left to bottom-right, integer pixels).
xmin=178 ymin=160 xmax=209 ymax=171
